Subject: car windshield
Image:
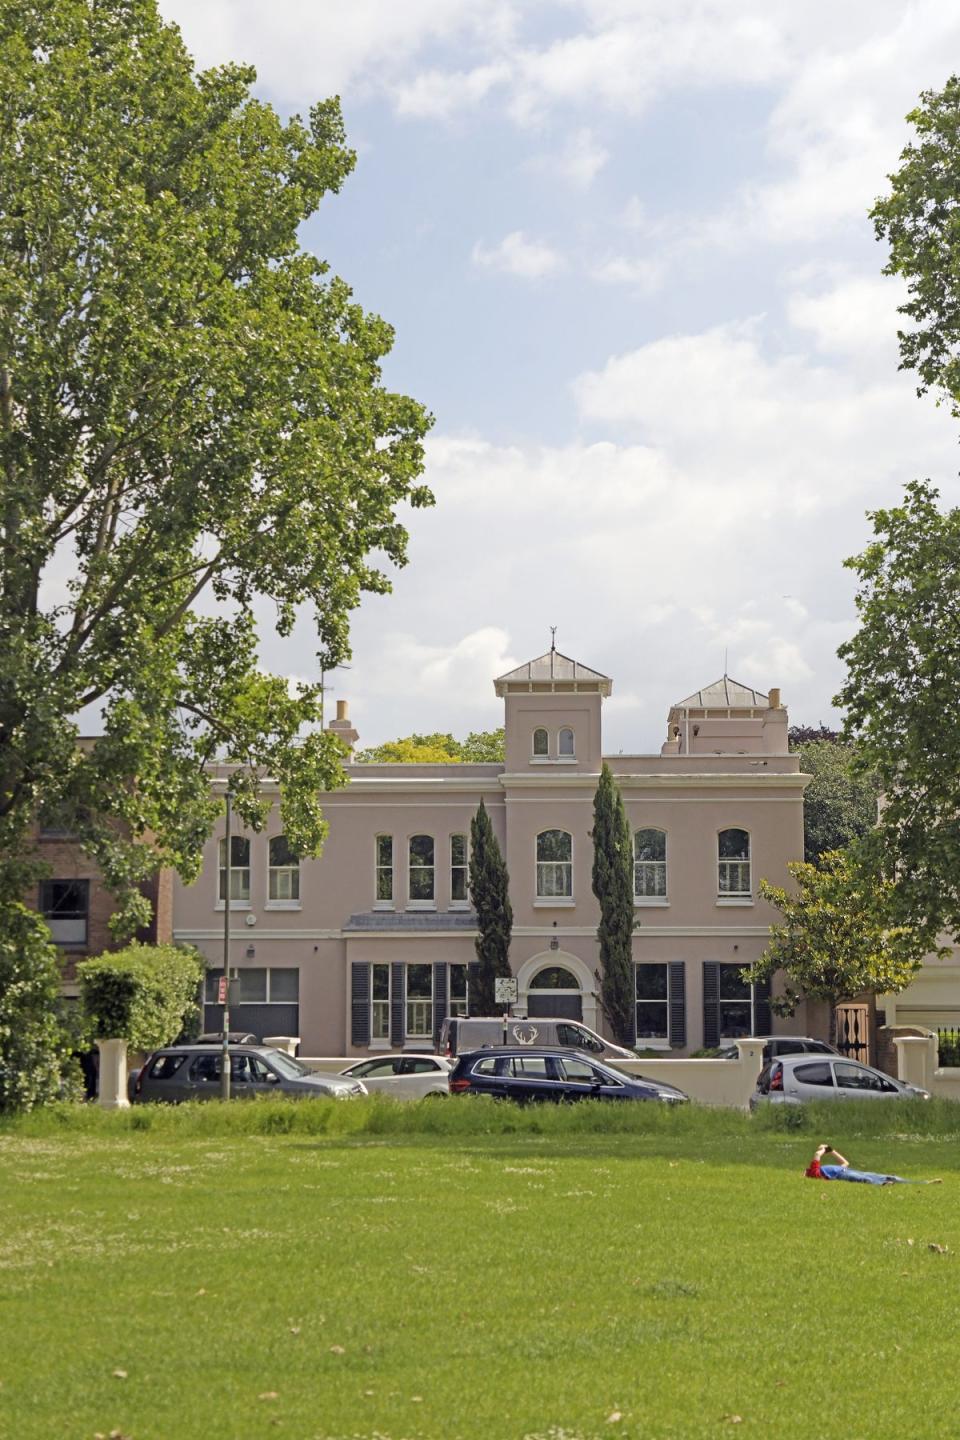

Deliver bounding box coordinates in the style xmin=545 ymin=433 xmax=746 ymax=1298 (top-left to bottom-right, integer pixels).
xmin=263 ymin=1050 xmax=311 ymax=1078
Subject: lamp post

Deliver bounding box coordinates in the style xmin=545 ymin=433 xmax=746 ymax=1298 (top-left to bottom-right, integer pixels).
xmin=221 ymin=787 xmax=232 ymax=1102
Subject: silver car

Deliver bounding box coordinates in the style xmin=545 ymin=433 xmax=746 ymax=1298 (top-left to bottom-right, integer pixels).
xmin=133 ymin=1045 xmax=367 ymax=1102
xmin=339 ymin=1054 xmax=451 ymax=1098
xmin=751 ymin=1054 xmax=929 ymax=1108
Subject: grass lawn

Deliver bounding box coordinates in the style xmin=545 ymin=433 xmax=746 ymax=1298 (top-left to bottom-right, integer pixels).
xmin=0 ymin=1098 xmax=957 ymax=1440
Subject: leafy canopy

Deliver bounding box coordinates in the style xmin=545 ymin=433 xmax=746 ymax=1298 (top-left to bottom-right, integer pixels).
xmin=748 ymin=850 xmax=933 ymax=1034
xmin=0 ymin=902 xmax=72 ymax=1112
xmin=0 ymin=0 xmax=432 ymax=931
xmin=871 ymin=76 xmax=960 ymax=412
xmin=837 ymin=482 xmax=960 ymax=940
xmin=790 ymin=738 xmax=880 ymax=865
xmin=76 ymin=942 xmax=205 ymax=1051
xmin=355 ymin=730 xmax=504 ymax=764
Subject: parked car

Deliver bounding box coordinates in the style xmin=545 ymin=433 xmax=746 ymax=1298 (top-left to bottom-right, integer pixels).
xmin=339 ymin=1054 xmax=451 ymax=1099
xmin=439 ymin=1016 xmax=634 ymax=1061
xmin=448 ymin=1046 xmax=688 ymax=1104
xmin=716 ymin=1036 xmax=839 ymax=1061
xmin=750 ymin=1054 xmax=930 ymax=1108
xmin=132 ymin=1045 xmax=367 ymax=1102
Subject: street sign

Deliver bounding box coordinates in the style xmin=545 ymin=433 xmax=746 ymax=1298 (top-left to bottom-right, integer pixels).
xmin=494 ymin=978 xmax=518 ymax=1004
xmin=217 ymin=976 xmax=228 ymax=1004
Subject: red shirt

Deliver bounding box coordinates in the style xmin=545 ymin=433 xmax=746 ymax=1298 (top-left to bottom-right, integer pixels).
xmin=805 ymin=1158 xmax=823 ymax=1179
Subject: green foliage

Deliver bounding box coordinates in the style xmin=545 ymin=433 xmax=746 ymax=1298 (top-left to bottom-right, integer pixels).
xmin=871 ymin=76 xmax=960 ymax=412
xmin=837 ymin=482 xmax=960 ymax=940
xmin=77 ymin=942 xmax=204 ymax=1050
xmin=468 ymin=799 xmax=512 ymax=1012
xmin=0 ymin=902 xmax=71 ymax=1112
xmin=591 ymin=763 xmax=635 ymax=1045
xmin=748 ymin=849 xmax=934 ymax=1038
xmin=355 ymin=729 xmax=504 ymax=764
xmin=791 ymin=738 xmax=881 ymax=865
xmin=0 ymin=0 xmax=432 ymax=931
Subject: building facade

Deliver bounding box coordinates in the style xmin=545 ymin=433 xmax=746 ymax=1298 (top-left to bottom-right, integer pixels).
xmin=172 ymin=649 xmax=812 ymax=1055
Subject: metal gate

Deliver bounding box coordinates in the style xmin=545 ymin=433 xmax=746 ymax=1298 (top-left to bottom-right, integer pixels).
xmin=835 ymin=1003 xmax=870 ymax=1065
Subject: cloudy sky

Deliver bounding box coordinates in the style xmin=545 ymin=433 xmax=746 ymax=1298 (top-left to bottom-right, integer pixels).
xmin=162 ymin=0 xmax=960 ymax=752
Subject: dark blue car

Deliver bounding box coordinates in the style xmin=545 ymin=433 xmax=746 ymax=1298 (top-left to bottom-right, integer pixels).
xmin=448 ymin=1047 xmax=688 ymax=1104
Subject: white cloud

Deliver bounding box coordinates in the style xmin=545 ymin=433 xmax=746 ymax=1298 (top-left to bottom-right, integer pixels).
xmin=589 ymin=255 xmax=664 ymax=294
xmin=787 ymin=274 xmax=907 ymax=361
xmin=393 ymin=62 xmax=511 ymax=119
xmin=552 ymin=127 xmax=610 ymax=187
xmin=471 ymin=230 xmax=566 ymax=279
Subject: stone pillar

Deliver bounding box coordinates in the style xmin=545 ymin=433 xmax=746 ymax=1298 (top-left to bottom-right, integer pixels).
xmin=893 ymin=1034 xmax=936 ymax=1091
xmin=263 ymin=1035 xmax=300 ymax=1056
xmin=96 ymin=1038 xmax=130 ymax=1110
xmin=734 ymin=1039 xmax=766 ymax=1108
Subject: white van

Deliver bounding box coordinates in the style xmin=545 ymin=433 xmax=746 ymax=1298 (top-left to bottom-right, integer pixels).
xmin=438 ymin=1015 xmax=634 ymax=1061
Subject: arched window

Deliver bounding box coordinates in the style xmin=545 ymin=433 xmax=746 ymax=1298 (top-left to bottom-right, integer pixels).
xmin=268 ymin=835 xmax=300 ymax=902
xmin=634 ymin=828 xmax=667 ymax=899
xmin=558 ymin=727 xmax=575 ymax=757
xmin=409 ymin=834 xmax=435 ymax=904
xmin=529 ymin=965 xmax=579 ymax=989
xmin=536 ymin=829 xmax=572 ymax=898
xmin=532 ymin=727 xmax=549 ymax=758
xmin=718 ymin=828 xmax=751 ymax=896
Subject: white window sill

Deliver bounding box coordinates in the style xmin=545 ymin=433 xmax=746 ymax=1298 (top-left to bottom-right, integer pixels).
xmin=635 ymin=1038 xmax=672 ymax=1051
xmin=368 ymin=1038 xmax=391 ymax=1051
xmin=530 ymin=757 xmax=577 ymax=765
xmin=634 ymin=898 xmax=669 ymax=908
xmin=372 ymin=902 xmax=395 ymax=911
xmin=404 ymin=1039 xmax=433 ymax=1049
xmin=448 ymin=901 xmax=470 ymax=911
xmin=407 ymin=902 xmax=437 ymax=911
xmin=215 ymin=902 xmax=251 ymax=911
xmin=716 ymin=897 xmax=754 ymax=907
xmin=533 ymin=898 xmax=575 ymax=908
xmin=265 ymin=902 xmax=302 ymax=911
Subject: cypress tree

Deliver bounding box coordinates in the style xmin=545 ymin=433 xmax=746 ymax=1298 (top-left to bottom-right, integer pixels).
xmin=591 ymin=763 xmax=636 ymax=1046
xmin=468 ymin=799 xmax=513 ymax=1014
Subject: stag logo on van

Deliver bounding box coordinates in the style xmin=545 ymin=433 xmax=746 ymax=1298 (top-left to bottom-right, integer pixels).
xmin=512 ymin=1024 xmax=539 ymax=1046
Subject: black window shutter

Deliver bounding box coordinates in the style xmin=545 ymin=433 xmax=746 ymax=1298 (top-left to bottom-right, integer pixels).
xmin=753 ymin=974 xmax=772 ymax=1036
xmin=390 ymin=962 xmax=405 ymax=1047
xmin=432 ymin=962 xmax=448 ymax=1045
xmin=467 ymin=962 xmax=480 ymax=1016
xmin=702 ymin=962 xmax=720 ymax=1049
xmin=668 ymin=962 xmax=686 ymax=1049
xmin=351 ymin=962 xmax=371 ymax=1047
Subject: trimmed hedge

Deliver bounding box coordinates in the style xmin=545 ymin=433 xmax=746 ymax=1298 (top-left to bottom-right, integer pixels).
xmin=76 ymin=942 xmax=204 ymax=1051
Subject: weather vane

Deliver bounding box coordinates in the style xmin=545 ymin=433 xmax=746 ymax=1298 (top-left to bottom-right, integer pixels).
xmin=550 ymin=625 xmax=557 ymax=651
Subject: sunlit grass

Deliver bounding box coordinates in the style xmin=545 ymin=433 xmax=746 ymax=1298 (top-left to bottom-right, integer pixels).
xmin=0 ymin=1099 xmax=956 ymax=1439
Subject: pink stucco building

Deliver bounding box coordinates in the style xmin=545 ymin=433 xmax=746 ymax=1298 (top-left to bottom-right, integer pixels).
xmin=172 ymin=647 xmax=812 ymax=1055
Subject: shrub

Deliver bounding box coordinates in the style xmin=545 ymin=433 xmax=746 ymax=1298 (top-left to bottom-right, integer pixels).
xmin=77 ymin=943 xmax=205 ymax=1051
xmin=0 ymin=903 xmax=73 ymax=1113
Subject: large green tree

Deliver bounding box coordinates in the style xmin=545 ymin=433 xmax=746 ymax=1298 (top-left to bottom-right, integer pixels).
xmin=591 ymin=763 xmax=635 ymax=1046
xmin=0 ymin=0 xmax=432 ymax=934
xmin=872 ymin=76 xmax=960 ymax=413
xmin=356 ymin=729 xmax=504 ymax=764
xmin=837 ymin=482 xmax=960 ymax=941
xmin=747 ymin=849 xmax=934 ymax=1045
xmin=791 ymin=738 xmax=881 ymax=865
xmin=0 ymin=903 xmax=72 ymax=1111
xmin=468 ymin=800 xmax=512 ymax=1014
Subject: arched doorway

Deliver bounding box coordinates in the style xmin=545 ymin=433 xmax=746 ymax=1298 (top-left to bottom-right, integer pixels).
xmin=527 ymin=963 xmax=583 ymax=1020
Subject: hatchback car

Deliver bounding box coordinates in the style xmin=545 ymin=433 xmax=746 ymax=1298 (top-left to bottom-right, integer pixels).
xmin=750 ymin=1054 xmax=929 ymax=1108
xmin=716 ymin=1036 xmax=838 ymax=1061
xmin=339 ymin=1054 xmax=451 ymax=1099
xmin=132 ymin=1045 xmax=366 ymax=1102
xmin=449 ymin=1047 xmax=688 ymax=1104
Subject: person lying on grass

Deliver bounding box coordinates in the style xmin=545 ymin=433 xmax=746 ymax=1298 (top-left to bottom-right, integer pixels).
xmin=805 ymin=1144 xmax=942 ymax=1186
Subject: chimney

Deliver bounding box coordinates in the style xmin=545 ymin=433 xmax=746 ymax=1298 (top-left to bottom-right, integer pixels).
xmin=768 ymin=687 xmax=781 ymax=709
xmin=327 ymin=698 xmax=359 ymax=757
xmin=762 ymin=687 xmax=788 ymax=754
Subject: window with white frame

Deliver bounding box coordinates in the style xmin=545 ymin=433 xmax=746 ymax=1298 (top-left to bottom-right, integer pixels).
xmin=558 ymin=727 xmax=575 ymax=758
xmin=635 ymin=963 xmax=669 ymax=1041
xmin=718 ymin=828 xmax=751 ymax=896
xmin=450 ymin=833 xmax=468 ymax=905
xmin=268 ymin=835 xmax=300 ymax=902
xmin=449 ymin=962 xmax=469 ymax=1017
xmin=718 ymin=963 xmax=753 ymax=1037
xmin=408 ymin=834 xmax=435 ymax=905
xmin=375 ymin=835 xmax=393 ymax=905
xmin=218 ymin=836 xmax=251 ymax=902
xmin=39 ymin=878 xmax=89 ymax=947
xmin=406 ymin=963 xmax=433 ymax=1037
xmin=634 ymin=828 xmax=667 ymax=899
xmin=536 ymin=829 xmax=573 ymax=898
xmin=371 ymin=963 xmax=391 ymax=1039
xmin=533 ymin=727 xmax=549 ymax=758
